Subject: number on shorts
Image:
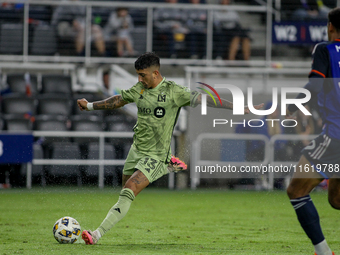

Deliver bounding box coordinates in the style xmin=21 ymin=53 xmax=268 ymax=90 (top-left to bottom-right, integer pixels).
xmin=147 ymin=159 xmax=157 ymax=170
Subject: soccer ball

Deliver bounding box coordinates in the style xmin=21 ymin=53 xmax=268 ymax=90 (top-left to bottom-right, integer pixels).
xmin=53 ymin=216 xmax=81 ymax=244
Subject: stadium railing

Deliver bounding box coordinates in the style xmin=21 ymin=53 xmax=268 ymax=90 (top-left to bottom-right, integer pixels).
xmin=27 ymin=131 xmax=133 ymax=189
xmin=269 ymin=134 xmax=318 ymax=189
xmin=191 ymin=133 xmax=320 ymax=190
xmin=191 ymin=133 xmax=271 ymax=189
xmin=22 ymin=132 xmax=320 ymax=190
xmin=0 ymin=0 xmax=275 ymax=66
xmin=25 ymin=130 xmax=178 ymax=189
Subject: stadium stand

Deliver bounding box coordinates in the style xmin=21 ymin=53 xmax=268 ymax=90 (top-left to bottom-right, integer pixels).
xmin=3 ymin=114 xmax=34 ymax=131
xmin=34 ymin=115 xmax=70 ymax=143
xmin=28 ymin=4 xmax=53 ymax=24
xmin=41 ymin=74 xmax=73 ymax=95
xmin=130 ymin=26 xmax=147 ymax=55
xmin=2 ymin=93 xmax=36 ymax=115
xmin=0 ymin=23 xmax=23 ymax=54
xmin=47 ymin=142 xmax=82 ymax=186
xmin=34 ymin=115 xmax=69 ymax=132
xmin=0 ymin=0 xmax=323 ymax=190
xmin=0 ymin=114 xmax=4 ymax=131
xmin=70 ymin=114 xmax=105 ymax=144
xmin=37 ymin=94 xmax=73 ymax=116
xmin=30 ymin=24 xmax=57 ymax=55
xmin=105 ymin=114 xmax=134 ymax=160
xmin=0 ymin=4 xmax=24 ymax=24
xmin=20 ymin=143 xmax=45 ymax=186
xmin=0 ymin=1 xmax=272 ymax=62
xmin=6 ymin=73 xmax=38 ymax=95
xmin=84 ymin=142 xmax=118 ymax=185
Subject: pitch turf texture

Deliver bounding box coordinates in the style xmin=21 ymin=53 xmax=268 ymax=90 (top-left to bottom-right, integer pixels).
xmin=1 ymin=188 xmax=339 ymax=255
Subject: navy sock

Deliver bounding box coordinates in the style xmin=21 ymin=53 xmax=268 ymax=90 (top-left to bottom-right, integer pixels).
xmin=290 ymin=195 xmax=324 ymax=245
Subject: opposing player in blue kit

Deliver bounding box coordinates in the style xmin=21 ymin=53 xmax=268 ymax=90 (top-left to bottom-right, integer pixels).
xmin=285 ymin=7 xmax=340 ymax=255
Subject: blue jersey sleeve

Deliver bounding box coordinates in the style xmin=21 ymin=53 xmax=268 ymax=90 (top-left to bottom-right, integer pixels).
xmin=309 ymin=43 xmax=329 ymax=78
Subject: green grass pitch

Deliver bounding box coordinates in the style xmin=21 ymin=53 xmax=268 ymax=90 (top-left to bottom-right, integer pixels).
xmin=0 ymin=187 xmax=339 ymax=255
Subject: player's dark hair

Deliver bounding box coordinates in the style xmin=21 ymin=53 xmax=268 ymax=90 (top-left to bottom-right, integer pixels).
xmin=135 ymin=52 xmax=160 ymax=70
xmin=116 ymin=7 xmax=128 ymax=13
xmin=328 ymin=7 xmax=340 ymax=32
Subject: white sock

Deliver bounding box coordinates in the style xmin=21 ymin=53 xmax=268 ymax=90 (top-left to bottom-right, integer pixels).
xmin=314 ymin=240 xmax=332 ymax=255
xmin=93 ymin=229 xmax=102 ymax=239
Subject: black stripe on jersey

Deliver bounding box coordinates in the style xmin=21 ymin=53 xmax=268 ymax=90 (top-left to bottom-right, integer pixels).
xmin=164 ymin=107 xmax=181 ymax=163
xmin=151 ymin=161 xmax=162 ymax=179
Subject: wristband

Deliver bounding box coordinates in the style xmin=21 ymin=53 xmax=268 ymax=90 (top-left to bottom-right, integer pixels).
xmin=87 ymin=102 xmax=94 ymax=111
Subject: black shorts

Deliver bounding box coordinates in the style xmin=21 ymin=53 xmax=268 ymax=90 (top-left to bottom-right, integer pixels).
xmin=302 ymin=133 xmax=340 ymax=179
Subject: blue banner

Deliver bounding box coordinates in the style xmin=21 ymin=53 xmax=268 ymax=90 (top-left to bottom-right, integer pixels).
xmin=273 ymin=21 xmax=328 ymax=44
xmin=0 ymin=134 xmax=33 ymax=164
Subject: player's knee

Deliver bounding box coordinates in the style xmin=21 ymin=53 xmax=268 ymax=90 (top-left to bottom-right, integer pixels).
xmin=286 ymin=183 xmax=308 ymax=199
xmin=286 ymin=180 xmax=301 ymax=198
xmin=328 ymin=196 xmax=340 ymax=210
xmin=286 ymin=184 xmax=296 ymax=199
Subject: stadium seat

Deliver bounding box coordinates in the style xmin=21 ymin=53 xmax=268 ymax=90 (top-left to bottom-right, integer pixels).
xmin=6 ymin=73 xmax=38 ymax=95
xmin=131 ymin=26 xmax=147 ymax=54
xmin=34 ymin=115 xmax=69 ymax=131
xmin=20 ymin=143 xmax=46 ymax=186
xmin=48 ymin=142 xmax=82 ymax=186
xmin=84 ymin=142 xmax=118 ymax=186
xmin=41 ymin=74 xmax=73 ymax=95
xmin=105 ymin=114 xmax=134 ymax=158
xmin=0 ymin=114 xmax=4 ymax=130
xmin=107 ymin=121 xmax=134 ymax=133
xmin=29 ymin=5 xmax=53 ymax=25
xmin=105 ymin=114 xmax=135 ymax=131
xmin=0 ymin=23 xmax=23 ymax=54
xmin=34 ymin=115 xmax=70 ymax=143
xmin=0 ymin=7 xmax=23 ymax=24
xmin=3 ymin=114 xmax=34 ymax=131
xmin=70 ymin=115 xmax=105 ymax=144
xmin=30 ymin=24 xmax=57 ymax=55
xmin=1 ymin=93 xmax=36 ymax=115
xmin=37 ymin=94 xmax=73 ymax=116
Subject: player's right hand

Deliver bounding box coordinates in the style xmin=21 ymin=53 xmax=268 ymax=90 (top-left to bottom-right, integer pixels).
xmin=77 ymin=98 xmax=89 ymax=111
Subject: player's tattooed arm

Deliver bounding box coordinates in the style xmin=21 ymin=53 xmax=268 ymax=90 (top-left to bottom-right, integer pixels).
xmin=93 ymin=95 xmax=129 ymax=110
xmin=77 ymin=95 xmax=129 ymax=111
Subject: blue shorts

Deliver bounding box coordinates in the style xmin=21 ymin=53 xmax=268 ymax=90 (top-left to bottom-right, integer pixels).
xmin=302 ymin=133 xmax=340 ymax=179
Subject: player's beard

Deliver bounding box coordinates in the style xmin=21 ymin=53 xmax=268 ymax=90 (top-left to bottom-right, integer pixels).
xmin=142 ymin=82 xmax=150 ymax=89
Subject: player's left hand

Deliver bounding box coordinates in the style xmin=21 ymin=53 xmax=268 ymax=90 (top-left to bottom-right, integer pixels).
xmin=244 ymin=103 xmax=264 ymax=114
